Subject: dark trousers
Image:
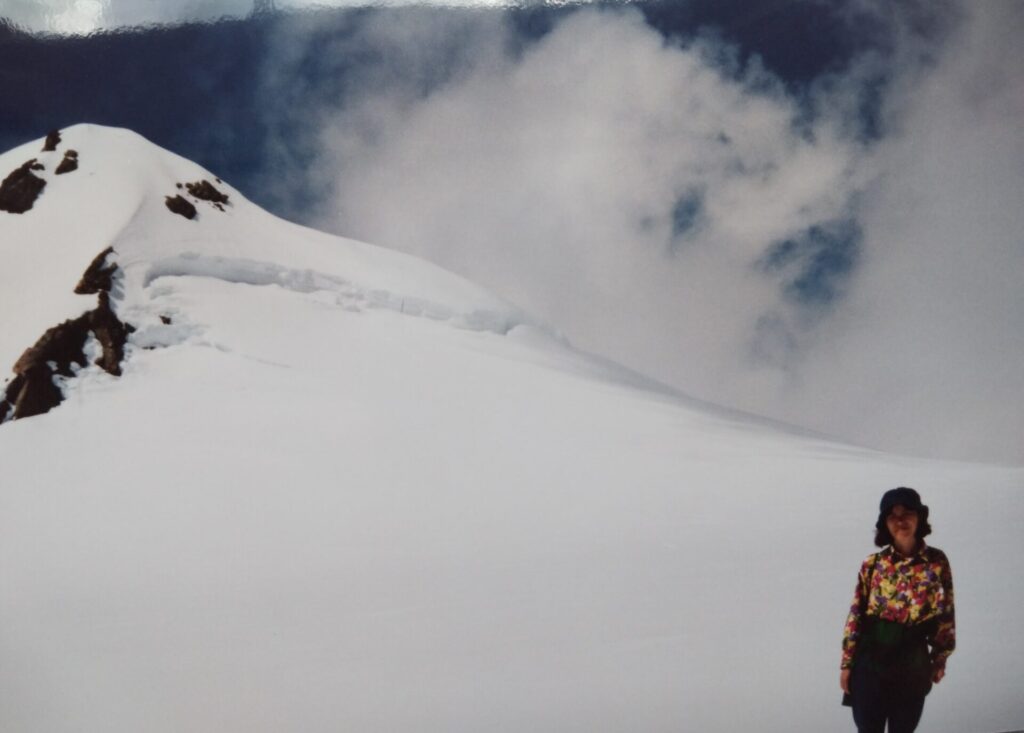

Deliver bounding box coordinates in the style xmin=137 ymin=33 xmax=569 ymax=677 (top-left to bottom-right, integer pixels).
xmin=850 ymin=660 xmax=928 ymax=733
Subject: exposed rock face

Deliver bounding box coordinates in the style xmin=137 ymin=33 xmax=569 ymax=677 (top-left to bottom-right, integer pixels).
xmin=90 ymin=291 xmax=133 ymax=376
xmin=0 ymin=159 xmax=47 ymax=213
xmin=185 ymin=179 xmax=229 ymax=205
xmin=165 ymin=194 xmax=197 ymax=220
xmin=55 ymin=150 xmax=79 ymax=175
xmin=4 ymin=313 xmax=94 ymax=420
xmin=75 ymin=246 xmax=117 ymax=294
xmin=0 ymin=249 xmax=134 ymax=423
xmin=42 ymin=129 xmax=62 ymax=152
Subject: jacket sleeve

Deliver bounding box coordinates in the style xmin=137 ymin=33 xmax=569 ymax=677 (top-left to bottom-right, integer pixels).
xmin=841 ymin=556 xmax=873 ymax=669
xmin=929 ymin=552 xmax=956 ymax=668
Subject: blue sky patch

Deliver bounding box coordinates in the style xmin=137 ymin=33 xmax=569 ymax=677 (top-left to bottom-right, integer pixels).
xmin=761 ymin=218 xmax=862 ymax=306
xmin=669 ymin=189 xmax=704 ymax=245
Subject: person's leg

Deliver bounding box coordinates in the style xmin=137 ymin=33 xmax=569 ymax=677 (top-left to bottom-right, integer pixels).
xmin=850 ymin=664 xmax=886 ymax=733
xmin=886 ymin=692 xmax=926 ymax=733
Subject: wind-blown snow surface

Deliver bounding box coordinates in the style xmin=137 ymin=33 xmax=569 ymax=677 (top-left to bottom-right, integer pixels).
xmin=1 ymin=125 xmax=1022 ymax=732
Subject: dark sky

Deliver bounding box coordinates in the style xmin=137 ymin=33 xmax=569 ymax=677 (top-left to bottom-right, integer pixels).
xmin=0 ymin=1 xmax=898 ymax=222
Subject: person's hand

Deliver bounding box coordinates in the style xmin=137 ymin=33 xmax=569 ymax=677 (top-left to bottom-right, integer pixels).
xmin=840 ymin=669 xmax=851 ymax=694
xmin=932 ymin=665 xmax=945 ymax=684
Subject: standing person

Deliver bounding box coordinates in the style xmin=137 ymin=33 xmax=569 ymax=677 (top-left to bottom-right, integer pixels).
xmin=840 ymin=487 xmax=955 ymax=733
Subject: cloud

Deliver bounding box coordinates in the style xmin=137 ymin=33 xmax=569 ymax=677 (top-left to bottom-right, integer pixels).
xmin=294 ymin=8 xmax=868 ymax=426
xmin=784 ymin=0 xmax=1024 ymax=463
xmin=10 ymin=0 xmax=1019 ymax=463
xmin=0 ymin=0 xmax=521 ymax=35
xmin=1 ymin=0 xmax=248 ymax=33
xmin=278 ymin=2 xmax=1024 ymax=463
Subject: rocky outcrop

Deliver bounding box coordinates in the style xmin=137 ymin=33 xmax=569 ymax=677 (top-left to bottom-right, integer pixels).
xmin=186 ymin=179 xmax=229 ymax=205
xmin=42 ymin=129 xmax=62 ymax=152
xmin=165 ymin=194 xmax=197 ymax=220
xmin=0 ymin=159 xmax=47 ymax=214
xmin=55 ymin=150 xmax=79 ymax=175
xmin=3 ymin=312 xmax=96 ymax=420
xmin=0 ymin=249 xmax=134 ymax=423
xmin=89 ymin=291 xmax=133 ymax=376
xmin=74 ymin=246 xmax=117 ymax=294
xmin=163 ymin=179 xmax=231 ymax=219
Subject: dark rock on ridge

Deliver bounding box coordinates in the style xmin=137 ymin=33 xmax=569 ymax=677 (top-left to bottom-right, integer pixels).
xmin=0 ymin=159 xmax=47 ymax=214
xmin=0 ymin=249 xmax=135 ymax=423
xmin=90 ymin=291 xmax=133 ymax=376
xmin=4 ymin=313 xmax=94 ymax=420
xmin=55 ymin=150 xmax=79 ymax=175
xmin=185 ymin=179 xmax=229 ymax=205
xmin=74 ymin=246 xmax=116 ymax=294
xmin=165 ymin=194 xmax=197 ymax=219
xmin=42 ymin=129 xmax=62 ymax=152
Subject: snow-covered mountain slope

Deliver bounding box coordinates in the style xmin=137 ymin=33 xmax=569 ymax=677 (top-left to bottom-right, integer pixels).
xmin=1 ymin=125 xmax=1022 ymax=732
xmin=0 ymin=125 xmax=535 ymax=410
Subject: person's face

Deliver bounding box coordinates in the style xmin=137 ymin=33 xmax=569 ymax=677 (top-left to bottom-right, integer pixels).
xmin=886 ymin=504 xmax=919 ymax=545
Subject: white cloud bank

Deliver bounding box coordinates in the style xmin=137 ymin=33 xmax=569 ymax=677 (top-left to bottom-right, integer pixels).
xmin=1 ymin=0 xmax=521 ymax=35
xmin=792 ymin=1 xmax=1024 ymax=463
xmin=296 ymin=2 xmax=1024 ymax=463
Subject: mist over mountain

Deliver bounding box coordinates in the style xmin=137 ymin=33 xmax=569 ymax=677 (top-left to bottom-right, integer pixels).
xmin=5 ymin=2 xmax=1021 ymax=463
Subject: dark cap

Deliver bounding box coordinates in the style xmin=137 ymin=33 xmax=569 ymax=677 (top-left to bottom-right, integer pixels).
xmin=876 ymin=487 xmax=927 ymax=531
xmin=879 ymin=487 xmax=923 ymax=515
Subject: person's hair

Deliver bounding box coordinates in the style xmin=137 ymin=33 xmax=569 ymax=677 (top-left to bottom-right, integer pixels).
xmin=874 ymin=506 xmax=932 ymax=547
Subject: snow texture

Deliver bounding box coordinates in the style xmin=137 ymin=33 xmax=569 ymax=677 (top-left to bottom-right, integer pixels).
xmin=1 ymin=125 xmax=1022 ymax=732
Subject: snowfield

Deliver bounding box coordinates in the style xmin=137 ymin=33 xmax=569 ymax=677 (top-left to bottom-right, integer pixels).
xmin=1 ymin=125 xmax=1022 ymax=732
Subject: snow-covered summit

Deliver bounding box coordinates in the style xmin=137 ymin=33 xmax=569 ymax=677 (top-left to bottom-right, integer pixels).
xmin=1 ymin=124 xmax=539 ymax=419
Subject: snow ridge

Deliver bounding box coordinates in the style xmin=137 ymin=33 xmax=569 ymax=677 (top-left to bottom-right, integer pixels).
xmin=140 ymin=252 xmax=525 ymax=334
xmin=0 ymin=124 xmax=547 ymax=424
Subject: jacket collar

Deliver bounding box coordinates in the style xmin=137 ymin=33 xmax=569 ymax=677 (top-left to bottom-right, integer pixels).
xmin=883 ymin=541 xmax=928 ymax=562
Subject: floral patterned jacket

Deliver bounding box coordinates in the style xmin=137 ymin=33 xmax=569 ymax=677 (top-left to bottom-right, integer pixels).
xmin=841 ymin=543 xmax=955 ymax=670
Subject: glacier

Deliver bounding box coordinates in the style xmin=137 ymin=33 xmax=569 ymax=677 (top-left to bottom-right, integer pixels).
xmin=1 ymin=125 xmax=1022 ymax=732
